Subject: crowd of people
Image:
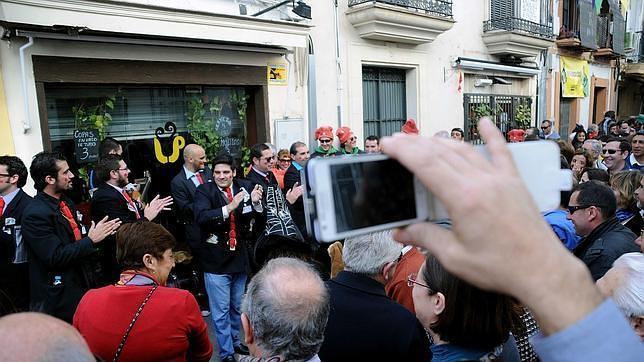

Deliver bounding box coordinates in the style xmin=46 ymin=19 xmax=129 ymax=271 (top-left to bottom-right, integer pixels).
xmin=0 ymin=115 xmax=643 ymax=362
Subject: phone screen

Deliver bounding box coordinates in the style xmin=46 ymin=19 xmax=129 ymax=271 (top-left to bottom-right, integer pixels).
xmin=330 ymin=158 xmax=417 ymax=233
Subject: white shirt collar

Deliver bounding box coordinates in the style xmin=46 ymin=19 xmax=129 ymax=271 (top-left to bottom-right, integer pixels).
xmin=107 ymin=182 xmax=125 ymax=194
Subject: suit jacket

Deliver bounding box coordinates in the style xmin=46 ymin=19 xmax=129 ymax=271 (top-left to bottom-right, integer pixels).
xmin=0 ymin=189 xmax=33 ymax=312
xmin=170 ymin=167 xmax=212 ymax=251
xmin=91 ymin=182 xmax=142 ymax=224
xmin=22 ymin=192 xmax=97 ymax=322
xmin=245 ymin=168 xmax=279 ymax=239
xmin=283 ymin=163 xmax=306 ymax=236
xmin=1 ymin=189 xmax=32 ymax=264
xmin=319 ymin=271 xmax=431 ymax=362
xmin=193 ymin=179 xmax=260 ymax=274
xmin=91 ymin=183 xmax=143 ymax=284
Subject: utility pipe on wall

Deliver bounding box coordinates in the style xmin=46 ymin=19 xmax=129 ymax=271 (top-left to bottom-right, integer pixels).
xmin=19 ymin=36 xmax=34 ymax=132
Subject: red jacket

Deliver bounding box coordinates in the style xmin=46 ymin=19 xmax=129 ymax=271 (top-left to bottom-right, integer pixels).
xmin=73 ymin=284 xmax=212 ymax=361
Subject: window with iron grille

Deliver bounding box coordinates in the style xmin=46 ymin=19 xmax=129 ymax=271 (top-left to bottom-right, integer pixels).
xmin=463 ymin=94 xmax=533 ymax=144
xmin=362 ymin=67 xmax=407 ymax=138
xmin=485 ymin=0 xmax=553 ymax=39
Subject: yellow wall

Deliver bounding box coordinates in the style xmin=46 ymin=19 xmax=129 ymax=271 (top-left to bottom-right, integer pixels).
xmin=0 ymin=70 xmax=15 ymax=155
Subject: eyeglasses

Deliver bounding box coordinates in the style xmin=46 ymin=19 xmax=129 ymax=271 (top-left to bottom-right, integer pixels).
xmin=319 ymin=139 xmax=332 ymax=144
xmin=349 ymin=137 xmax=356 ymax=141
xmin=407 ymin=274 xmax=434 ymax=292
xmin=279 ymin=159 xmax=291 ymax=162
xmin=541 ymin=126 xmax=549 ymax=130
xmin=567 ymin=205 xmax=597 ymax=214
xmin=601 ymin=149 xmax=619 ymax=155
xmin=262 ymin=156 xmax=276 ymax=162
xmin=0 ymin=173 xmax=10 ymax=178
xmin=117 ymin=168 xmax=129 ymax=172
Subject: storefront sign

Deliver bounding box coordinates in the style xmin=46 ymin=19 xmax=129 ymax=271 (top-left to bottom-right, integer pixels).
xmin=268 ymin=64 xmax=287 ymax=85
xmin=154 ymin=122 xmax=185 ymax=164
xmin=560 ymin=56 xmax=590 ymax=98
xmin=74 ymin=129 xmax=99 ymax=163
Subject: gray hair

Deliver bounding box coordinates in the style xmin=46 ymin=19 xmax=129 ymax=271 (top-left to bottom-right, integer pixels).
xmin=343 ymin=230 xmax=402 ymax=276
xmin=583 ymin=139 xmax=602 ymax=157
xmin=242 ymin=257 xmax=329 ymax=361
xmin=612 ymin=252 xmax=644 ymax=317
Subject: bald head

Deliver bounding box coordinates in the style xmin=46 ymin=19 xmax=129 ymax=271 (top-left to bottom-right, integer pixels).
xmin=242 ymin=257 xmax=329 ymax=360
xmin=0 ymin=312 xmax=94 ymax=361
xmin=183 ymin=144 xmax=207 ymax=172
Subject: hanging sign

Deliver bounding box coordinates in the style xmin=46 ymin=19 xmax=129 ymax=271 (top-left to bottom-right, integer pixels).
xmin=74 ymin=129 xmax=99 ymax=164
xmin=268 ymin=64 xmax=288 ymax=85
xmin=154 ymin=121 xmax=185 ymax=164
xmin=560 ymin=56 xmax=590 ymax=98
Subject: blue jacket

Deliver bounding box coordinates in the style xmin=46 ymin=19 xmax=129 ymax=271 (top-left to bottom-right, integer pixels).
xmin=543 ymin=210 xmax=580 ymax=250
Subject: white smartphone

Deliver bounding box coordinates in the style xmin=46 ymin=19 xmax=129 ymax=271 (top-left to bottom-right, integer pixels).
xmin=304 ymin=141 xmax=571 ymax=242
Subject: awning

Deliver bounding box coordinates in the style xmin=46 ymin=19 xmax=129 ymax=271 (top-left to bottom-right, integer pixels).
xmin=0 ymin=0 xmax=311 ymax=49
xmin=453 ymin=57 xmax=541 ymax=76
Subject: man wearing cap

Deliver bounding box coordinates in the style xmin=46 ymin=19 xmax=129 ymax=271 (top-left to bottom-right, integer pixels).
xmin=311 ymin=126 xmax=339 ymax=158
xmin=337 ymin=127 xmax=364 ymax=155
xmin=401 ymin=119 xmax=419 ymax=135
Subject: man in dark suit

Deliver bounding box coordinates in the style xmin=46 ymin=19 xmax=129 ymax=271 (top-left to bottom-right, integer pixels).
xmin=194 ymin=154 xmax=263 ymax=362
xmin=91 ymin=154 xmax=172 ymax=283
xmin=0 ymin=156 xmax=33 ymax=314
xmin=318 ymin=230 xmax=430 ymax=361
xmin=22 ymin=152 xmax=120 ymax=322
xmin=245 ymin=143 xmax=309 ymax=265
xmin=283 ymin=142 xmax=309 ymax=235
xmin=171 ymin=144 xmax=211 ymax=316
xmin=171 ymin=144 xmax=211 ymax=255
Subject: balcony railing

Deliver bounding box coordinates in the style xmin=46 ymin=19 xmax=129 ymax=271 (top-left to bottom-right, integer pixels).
xmin=484 ymin=17 xmax=554 ymax=39
xmin=348 ymin=0 xmax=453 ymax=18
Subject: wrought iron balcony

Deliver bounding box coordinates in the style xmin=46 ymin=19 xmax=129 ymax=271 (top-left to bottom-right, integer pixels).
xmin=481 ymin=16 xmax=555 ymax=58
xmin=346 ymin=0 xmax=454 ymax=44
xmin=484 ymin=17 xmax=554 ymax=40
xmin=348 ymin=0 xmax=453 ymax=18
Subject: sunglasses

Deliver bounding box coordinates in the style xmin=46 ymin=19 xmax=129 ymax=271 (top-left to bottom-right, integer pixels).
xmin=279 ymin=158 xmax=291 ymax=162
xmin=541 ymin=126 xmax=549 ymax=130
xmin=567 ymin=204 xmax=607 ymax=214
xmin=601 ymin=149 xmax=620 ymax=155
xmin=262 ymin=156 xmax=275 ymax=162
xmin=319 ymin=139 xmax=332 ymax=144
xmin=349 ymin=137 xmax=356 ymax=141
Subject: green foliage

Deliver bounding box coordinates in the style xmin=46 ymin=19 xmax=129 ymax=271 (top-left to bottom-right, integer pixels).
xmin=240 ymin=146 xmax=251 ymax=175
xmin=72 ymin=95 xmax=116 ymax=140
xmin=515 ymin=103 xmax=532 ymax=128
xmin=186 ymin=96 xmax=221 ymax=161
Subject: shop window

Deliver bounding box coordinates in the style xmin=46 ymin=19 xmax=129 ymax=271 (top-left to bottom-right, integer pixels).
xmin=44 ymin=84 xmax=252 ymax=202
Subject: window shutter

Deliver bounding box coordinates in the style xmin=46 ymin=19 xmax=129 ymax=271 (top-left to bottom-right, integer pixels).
xmin=613 ymin=12 xmax=626 ymax=54
xmin=579 ymin=0 xmax=598 ymax=49
xmin=491 ymin=0 xmax=515 ymax=19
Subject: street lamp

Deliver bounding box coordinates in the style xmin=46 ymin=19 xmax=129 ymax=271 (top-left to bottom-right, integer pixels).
xmin=252 ymin=0 xmax=312 ymax=20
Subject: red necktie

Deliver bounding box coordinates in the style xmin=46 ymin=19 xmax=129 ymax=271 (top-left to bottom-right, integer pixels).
xmin=122 ymin=190 xmax=141 ymax=219
xmin=0 ymin=197 xmax=5 ymax=218
xmin=195 ymin=173 xmax=204 ymax=185
xmin=59 ymin=201 xmax=82 ymax=241
xmin=224 ymin=187 xmax=237 ymax=251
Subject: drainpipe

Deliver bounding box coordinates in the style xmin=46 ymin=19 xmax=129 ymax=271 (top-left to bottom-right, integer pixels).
xmin=333 ymin=0 xmax=342 ymax=126
xmin=307 ymin=35 xmax=318 ymax=146
xmin=19 ymin=36 xmax=34 ymax=132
